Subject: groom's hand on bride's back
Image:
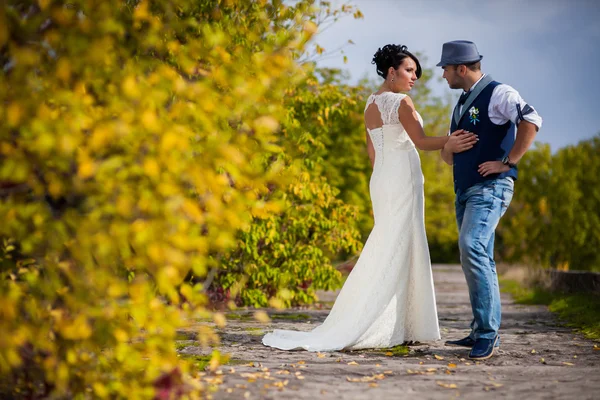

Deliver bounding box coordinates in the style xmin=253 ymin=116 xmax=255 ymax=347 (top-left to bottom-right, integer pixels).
xmin=446 ymin=130 xmax=478 ymax=153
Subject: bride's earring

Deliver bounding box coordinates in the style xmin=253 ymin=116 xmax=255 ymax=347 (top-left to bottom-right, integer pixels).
xmin=391 ymin=77 xmax=395 ymax=82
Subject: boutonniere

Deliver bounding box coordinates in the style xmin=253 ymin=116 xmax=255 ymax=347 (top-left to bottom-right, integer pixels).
xmin=469 ymin=106 xmax=480 ymax=125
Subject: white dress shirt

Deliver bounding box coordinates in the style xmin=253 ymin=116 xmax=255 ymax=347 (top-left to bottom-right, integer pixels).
xmin=455 ymin=74 xmax=542 ymax=131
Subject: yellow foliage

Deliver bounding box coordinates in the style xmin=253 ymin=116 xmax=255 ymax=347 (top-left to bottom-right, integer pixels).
xmin=0 ymin=0 xmax=339 ymax=398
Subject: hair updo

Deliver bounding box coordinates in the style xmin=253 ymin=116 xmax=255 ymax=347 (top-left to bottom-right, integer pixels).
xmin=372 ymin=44 xmax=422 ymax=80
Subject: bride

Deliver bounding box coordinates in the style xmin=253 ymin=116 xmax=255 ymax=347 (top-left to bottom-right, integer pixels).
xmin=262 ymin=44 xmax=478 ymax=351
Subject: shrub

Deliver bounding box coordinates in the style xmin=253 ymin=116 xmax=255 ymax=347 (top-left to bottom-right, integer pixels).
xmin=0 ymin=0 xmax=322 ymax=397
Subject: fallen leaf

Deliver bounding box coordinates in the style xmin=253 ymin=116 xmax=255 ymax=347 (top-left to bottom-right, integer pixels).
xmin=383 ymin=370 xmax=393 ymax=374
xmin=426 ymin=368 xmax=437 ymax=372
xmin=369 ymin=383 xmax=378 ymax=388
xmin=254 ymin=310 xmax=270 ymax=323
xmin=447 ymin=363 xmax=457 ymax=368
xmin=226 ymin=388 xmax=233 ymax=393
xmin=213 ymin=312 xmax=227 ymax=328
xmin=407 ymin=369 xmax=435 ymax=375
xmin=297 ymin=376 xmax=305 ymax=380
xmin=276 ymin=370 xmax=290 ymax=375
xmin=346 ymin=374 xmax=386 ymax=383
xmin=436 ymin=381 xmax=458 ymax=389
xmin=531 ymin=349 xmax=537 ymax=354
xmin=434 ymin=354 xmax=444 ymax=360
xmin=317 ymin=353 xmax=326 ymax=358
xmin=203 ymin=376 xmax=224 ymax=385
xmin=385 ymin=352 xmax=393 ymax=357
xmin=297 ymin=361 xmax=306 ymax=365
xmin=540 ymin=358 xmax=546 ymax=364
xmin=347 ymin=361 xmax=359 ymax=366
xmin=594 ymin=345 xmax=599 ymax=351
xmin=562 ymin=362 xmax=575 ymax=366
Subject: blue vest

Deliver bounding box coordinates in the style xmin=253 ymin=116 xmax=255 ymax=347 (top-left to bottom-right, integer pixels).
xmin=450 ymin=77 xmax=517 ymax=192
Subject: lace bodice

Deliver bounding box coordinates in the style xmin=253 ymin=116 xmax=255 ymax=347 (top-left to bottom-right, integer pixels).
xmin=364 ymin=92 xmax=405 ymax=125
xmin=364 ymin=92 xmax=424 ymax=162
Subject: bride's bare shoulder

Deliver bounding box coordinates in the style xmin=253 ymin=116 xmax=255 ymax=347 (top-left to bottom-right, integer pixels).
xmin=399 ymin=94 xmax=416 ymax=110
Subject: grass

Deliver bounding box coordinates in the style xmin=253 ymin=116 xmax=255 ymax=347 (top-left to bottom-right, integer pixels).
xmin=270 ymin=313 xmax=311 ymax=320
xmin=177 ymin=353 xmax=241 ymax=371
xmin=175 ymin=331 xmax=195 ymax=341
xmin=177 ymin=354 xmax=214 ymax=371
xmin=175 ymin=341 xmax=191 ymax=351
xmin=354 ymin=344 xmax=410 ymax=357
xmin=383 ymin=344 xmax=410 ymax=356
xmin=244 ymin=327 xmax=264 ymax=336
xmin=225 ymin=312 xmax=254 ymax=321
xmin=500 ymin=277 xmax=600 ymax=341
xmin=224 ymin=312 xmax=311 ymax=321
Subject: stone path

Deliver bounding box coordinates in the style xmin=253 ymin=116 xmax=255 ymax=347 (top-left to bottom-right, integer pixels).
xmin=179 ymin=264 xmax=600 ymax=399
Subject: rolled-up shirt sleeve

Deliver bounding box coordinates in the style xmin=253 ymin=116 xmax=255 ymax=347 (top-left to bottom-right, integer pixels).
xmin=490 ymin=84 xmax=542 ymax=130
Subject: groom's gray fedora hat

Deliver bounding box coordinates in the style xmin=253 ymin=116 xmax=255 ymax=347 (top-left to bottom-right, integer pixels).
xmin=436 ymin=40 xmax=483 ymax=67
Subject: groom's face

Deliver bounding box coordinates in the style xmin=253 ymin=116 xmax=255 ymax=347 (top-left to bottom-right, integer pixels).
xmin=442 ymin=65 xmax=464 ymax=89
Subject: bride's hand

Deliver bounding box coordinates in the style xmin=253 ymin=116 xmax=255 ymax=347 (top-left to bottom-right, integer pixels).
xmin=445 ymin=130 xmax=478 ymax=153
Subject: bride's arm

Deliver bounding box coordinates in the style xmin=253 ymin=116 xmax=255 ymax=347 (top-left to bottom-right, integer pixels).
xmin=366 ymin=129 xmax=375 ymax=168
xmin=441 ymin=145 xmax=454 ymax=165
xmin=398 ymin=96 xmax=450 ymax=151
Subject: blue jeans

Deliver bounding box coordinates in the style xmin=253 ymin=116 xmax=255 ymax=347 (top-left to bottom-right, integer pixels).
xmin=455 ymin=177 xmax=514 ymax=340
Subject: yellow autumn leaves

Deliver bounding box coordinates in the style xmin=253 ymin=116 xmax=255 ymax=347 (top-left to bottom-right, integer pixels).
xmin=0 ymin=0 xmax=344 ymax=398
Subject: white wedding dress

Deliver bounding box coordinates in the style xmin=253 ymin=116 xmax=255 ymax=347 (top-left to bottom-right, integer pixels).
xmin=262 ymin=92 xmax=440 ymax=351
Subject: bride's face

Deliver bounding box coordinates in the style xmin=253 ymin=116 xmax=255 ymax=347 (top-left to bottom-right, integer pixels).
xmin=389 ymin=57 xmax=418 ymax=92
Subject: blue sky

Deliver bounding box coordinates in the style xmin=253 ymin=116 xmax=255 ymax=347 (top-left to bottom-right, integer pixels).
xmin=312 ymin=0 xmax=600 ymax=151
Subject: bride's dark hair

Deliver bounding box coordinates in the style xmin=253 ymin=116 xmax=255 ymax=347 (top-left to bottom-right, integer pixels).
xmin=372 ymin=44 xmax=422 ymax=79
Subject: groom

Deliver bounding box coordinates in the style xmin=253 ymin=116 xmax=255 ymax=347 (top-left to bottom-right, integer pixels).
xmin=438 ymin=41 xmax=542 ymax=360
